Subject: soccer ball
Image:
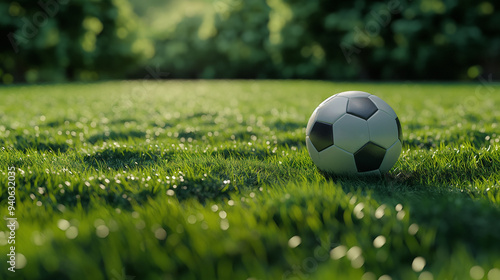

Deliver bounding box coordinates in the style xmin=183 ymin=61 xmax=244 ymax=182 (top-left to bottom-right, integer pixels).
xmin=306 ymin=91 xmax=402 ymax=175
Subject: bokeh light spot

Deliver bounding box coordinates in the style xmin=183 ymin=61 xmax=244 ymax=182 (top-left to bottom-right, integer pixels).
xmin=288 ymin=236 xmax=301 ymax=248
xmin=412 ymin=257 xmax=426 ymax=272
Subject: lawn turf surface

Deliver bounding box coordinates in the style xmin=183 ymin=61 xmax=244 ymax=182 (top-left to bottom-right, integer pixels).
xmin=1 ymin=80 xmax=500 ymax=280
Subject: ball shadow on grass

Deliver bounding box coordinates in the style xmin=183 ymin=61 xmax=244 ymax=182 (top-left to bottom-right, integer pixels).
xmin=318 ymin=169 xmax=385 ymax=186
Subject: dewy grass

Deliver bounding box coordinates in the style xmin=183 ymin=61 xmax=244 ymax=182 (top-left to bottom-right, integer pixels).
xmin=0 ymin=80 xmax=500 ymax=280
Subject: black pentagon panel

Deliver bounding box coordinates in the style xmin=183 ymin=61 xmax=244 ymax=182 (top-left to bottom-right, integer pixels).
xmin=354 ymin=142 xmax=386 ymax=172
xmin=396 ymin=117 xmax=402 ymax=141
xmin=346 ymin=97 xmax=378 ymax=120
xmin=309 ymin=121 xmax=334 ymax=152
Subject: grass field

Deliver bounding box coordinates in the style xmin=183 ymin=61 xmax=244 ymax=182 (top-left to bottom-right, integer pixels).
xmin=1 ymin=80 xmax=500 ymax=280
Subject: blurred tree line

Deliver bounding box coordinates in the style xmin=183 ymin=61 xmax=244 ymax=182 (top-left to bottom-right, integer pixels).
xmin=1 ymin=0 xmax=499 ymax=84
xmin=0 ymin=0 xmax=154 ymax=84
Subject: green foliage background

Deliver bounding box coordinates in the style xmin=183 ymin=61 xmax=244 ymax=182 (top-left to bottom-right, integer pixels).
xmin=1 ymin=0 xmax=499 ymax=83
xmin=0 ymin=0 xmax=154 ymax=84
xmin=154 ymin=0 xmax=500 ymax=80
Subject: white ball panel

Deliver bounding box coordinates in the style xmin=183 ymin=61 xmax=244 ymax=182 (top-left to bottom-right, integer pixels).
xmin=318 ymin=94 xmax=338 ymax=108
xmin=336 ymin=91 xmax=371 ymax=98
xmin=333 ymin=114 xmax=370 ymax=153
xmin=367 ymin=111 xmax=399 ymax=149
xmin=316 ymin=96 xmax=348 ymax=124
xmin=368 ymin=95 xmax=397 ymax=119
xmin=317 ymin=145 xmax=357 ymax=174
xmin=306 ymin=108 xmax=318 ymax=136
xmin=379 ymin=140 xmax=402 ymax=173
xmin=306 ymin=136 xmax=321 ymax=163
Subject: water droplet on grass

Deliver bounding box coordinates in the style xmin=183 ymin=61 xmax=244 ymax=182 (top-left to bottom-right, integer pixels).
xmin=346 ymin=246 xmax=362 ymax=260
xmin=470 ymin=266 xmax=485 ymax=279
xmin=408 ymin=224 xmax=419 ymax=235
xmin=65 ymin=226 xmax=78 ymax=239
xmin=288 ymin=236 xmax=301 ymax=248
xmin=375 ymin=205 xmax=386 ymax=219
xmin=330 ymin=245 xmax=347 ymax=260
xmin=397 ymin=210 xmax=406 ymax=220
xmin=185 ymin=215 xmax=197 ymax=225
xmin=154 ymin=228 xmax=167 ymax=240
xmin=96 ymin=225 xmax=109 ymax=238
xmin=220 ymin=220 xmax=229 ymax=230
xmin=395 ymin=204 xmax=403 ymax=211
xmin=57 ymin=204 xmax=66 ymax=213
xmin=412 ymin=257 xmax=426 ymax=272
xmin=353 ymin=203 xmax=365 ymax=219
xmin=373 ymin=236 xmax=386 ymax=248
xmin=488 ymin=268 xmax=500 ymax=280
xmin=349 ymin=196 xmax=357 ymax=205
xmin=351 ymin=255 xmax=364 ymax=268
xmin=362 ymin=272 xmax=376 ymax=280
xmin=419 ymin=271 xmax=433 ymax=280
xmin=219 ymin=211 xmax=227 ymax=219
xmin=14 ymin=253 xmax=27 ymax=269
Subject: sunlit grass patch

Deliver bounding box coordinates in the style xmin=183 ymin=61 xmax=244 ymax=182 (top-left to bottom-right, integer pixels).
xmin=1 ymin=80 xmax=500 ymax=279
